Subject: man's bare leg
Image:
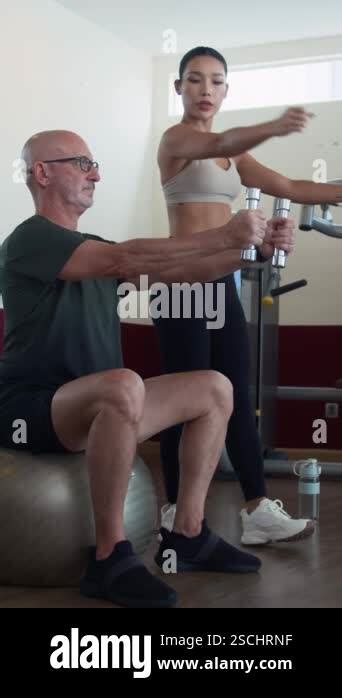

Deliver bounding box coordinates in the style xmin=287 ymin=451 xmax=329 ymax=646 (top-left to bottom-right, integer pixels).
xmin=52 ymin=368 xmax=146 ymax=559
xmin=139 ymin=373 xmax=233 ymax=537
xmin=51 ymin=368 xmax=232 ymax=557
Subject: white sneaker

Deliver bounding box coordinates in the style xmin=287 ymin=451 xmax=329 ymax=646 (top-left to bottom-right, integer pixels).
xmin=240 ymin=498 xmax=315 ymax=545
xmin=158 ymin=503 xmax=177 ymax=540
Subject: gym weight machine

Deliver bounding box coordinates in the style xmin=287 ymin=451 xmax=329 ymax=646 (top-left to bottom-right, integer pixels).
xmin=219 ymin=185 xmax=342 ymax=478
xmin=278 ymin=180 xmax=342 ymax=407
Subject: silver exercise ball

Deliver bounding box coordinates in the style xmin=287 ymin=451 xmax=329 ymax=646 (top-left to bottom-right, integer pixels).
xmin=0 ymin=448 xmax=157 ymax=587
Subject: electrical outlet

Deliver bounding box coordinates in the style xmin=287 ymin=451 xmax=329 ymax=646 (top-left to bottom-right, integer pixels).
xmin=325 ymin=403 xmax=339 ymax=418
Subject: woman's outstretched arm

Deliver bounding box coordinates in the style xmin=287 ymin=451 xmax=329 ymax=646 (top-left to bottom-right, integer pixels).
xmin=236 ymin=152 xmax=342 ymax=205
xmin=159 ymin=107 xmax=313 ymax=162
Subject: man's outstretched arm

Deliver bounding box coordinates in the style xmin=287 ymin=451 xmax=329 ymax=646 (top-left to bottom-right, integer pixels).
xmin=58 ymin=209 xmax=267 ymax=285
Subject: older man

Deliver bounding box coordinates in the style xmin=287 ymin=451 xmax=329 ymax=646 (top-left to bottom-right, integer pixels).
xmin=0 ymin=129 xmax=292 ymax=607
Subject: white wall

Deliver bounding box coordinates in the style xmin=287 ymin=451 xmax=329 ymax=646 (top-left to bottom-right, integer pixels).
xmin=1 ymin=11 xmax=341 ymax=326
xmin=152 ymin=36 xmax=342 ymax=325
xmin=1 ymin=0 xmax=153 ymax=244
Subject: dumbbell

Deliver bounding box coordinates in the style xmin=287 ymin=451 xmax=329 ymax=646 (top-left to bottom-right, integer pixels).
xmin=240 ymin=188 xmax=261 ymax=262
xmin=261 ymin=197 xmax=291 ymax=305
xmin=272 ymin=198 xmax=291 ymax=268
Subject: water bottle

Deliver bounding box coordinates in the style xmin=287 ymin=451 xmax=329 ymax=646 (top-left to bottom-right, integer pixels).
xmin=293 ymin=459 xmax=321 ymax=520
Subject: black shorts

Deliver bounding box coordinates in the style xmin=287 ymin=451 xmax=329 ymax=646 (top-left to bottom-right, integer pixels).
xmin=0 ymin=382 xmax=71 ymax=455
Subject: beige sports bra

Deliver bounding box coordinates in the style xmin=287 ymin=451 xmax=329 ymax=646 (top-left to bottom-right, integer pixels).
xmin=162 ymin=158 xmax=242 ymax=206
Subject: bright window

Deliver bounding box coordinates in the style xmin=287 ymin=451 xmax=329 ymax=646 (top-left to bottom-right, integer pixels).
xmin=169 ymin=57 xmax=342 ymax=115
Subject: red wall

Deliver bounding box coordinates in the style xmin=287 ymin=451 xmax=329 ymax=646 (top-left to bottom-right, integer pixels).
xmin=276 ymin=326 xmax=342 ymax=449
xmin=122 ymin=323 xmax=342 ymax=449
xmin=120 ymin=322 xmax=162 ymax=379
xmin=0 ymin=310 xmax=340 ymax=448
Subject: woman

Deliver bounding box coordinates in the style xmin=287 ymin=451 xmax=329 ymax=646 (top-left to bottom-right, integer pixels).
xmin=152 ymin=46 xmax=342 ymax=546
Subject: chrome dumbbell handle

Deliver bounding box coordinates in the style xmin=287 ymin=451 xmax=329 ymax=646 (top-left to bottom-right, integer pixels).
xmin=272 ymin=198 xmax=291 ymax=268
xmin=241 ymin=188 xmax=261 ymax=262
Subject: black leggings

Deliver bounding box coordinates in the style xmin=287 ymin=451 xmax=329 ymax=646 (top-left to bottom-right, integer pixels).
xmin=151 ymin=273 xmax=266 ymax=504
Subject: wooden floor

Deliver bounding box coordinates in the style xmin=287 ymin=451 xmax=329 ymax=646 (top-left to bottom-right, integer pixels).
xmin=1 ymin=442 xmax=342 ymax=609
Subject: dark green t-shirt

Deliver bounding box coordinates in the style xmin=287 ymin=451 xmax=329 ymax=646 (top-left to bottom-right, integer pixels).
xmin=0 ymin=215 xmax=124 ymax=386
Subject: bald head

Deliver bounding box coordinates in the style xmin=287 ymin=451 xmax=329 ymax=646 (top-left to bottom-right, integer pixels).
xmin=20 ymin=130 xmax=100 ymax=221
xmin=22 ymin=130 xmax=90 ymax=175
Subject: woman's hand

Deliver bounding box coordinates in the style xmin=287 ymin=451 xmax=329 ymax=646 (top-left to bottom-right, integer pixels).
xmin=271 ymin=107 xmax=314 ymax=137
xmin=259 ymin=216 xmax=296 ymax=259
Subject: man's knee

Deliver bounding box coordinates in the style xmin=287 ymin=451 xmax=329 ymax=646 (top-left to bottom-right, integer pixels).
xmin=101 ymin=369 xmax=145 ymax=423
xmin=208 ymin=371 xmax=234 ymax=416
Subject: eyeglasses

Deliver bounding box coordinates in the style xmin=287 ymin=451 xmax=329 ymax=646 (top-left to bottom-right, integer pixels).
xmin=27 ymin=156 xmax=99 ymax=174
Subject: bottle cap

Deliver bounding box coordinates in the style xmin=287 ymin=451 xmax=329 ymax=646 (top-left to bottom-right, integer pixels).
xmin=293 ymin=459 xmax=322 ymax=478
